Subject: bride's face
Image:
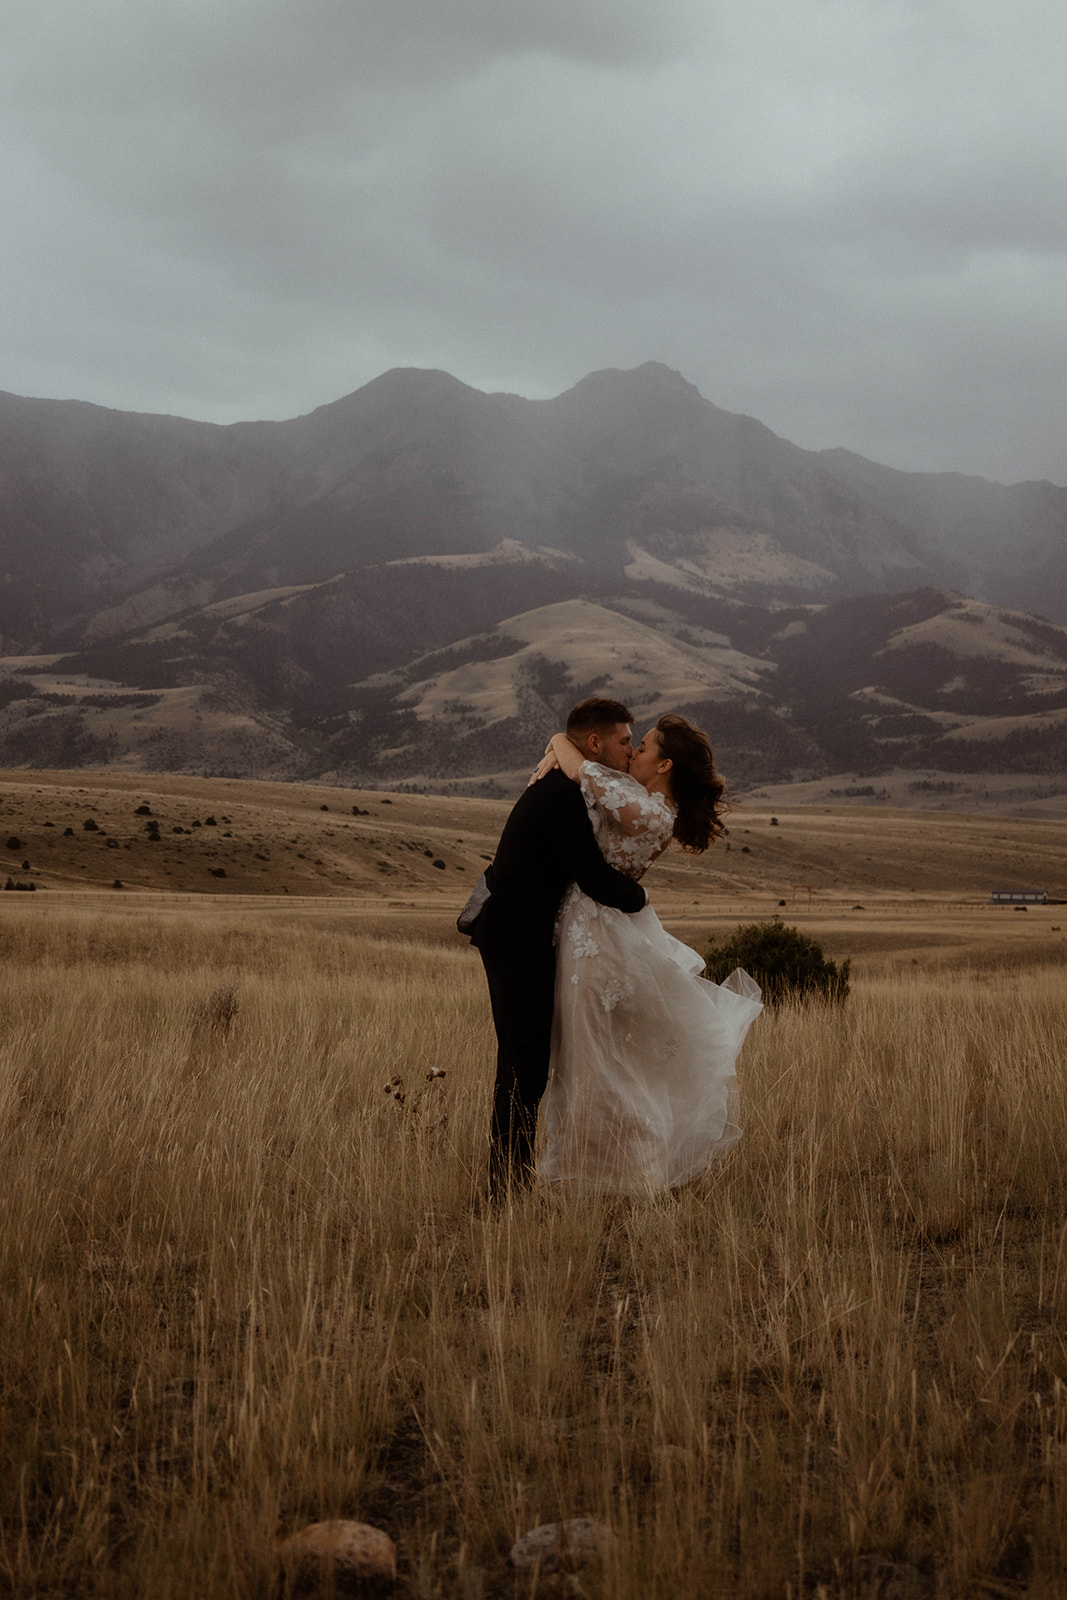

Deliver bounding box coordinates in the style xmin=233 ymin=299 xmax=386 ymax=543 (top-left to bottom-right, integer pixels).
xmin=628 ymin=727 xmax=664 ymax=788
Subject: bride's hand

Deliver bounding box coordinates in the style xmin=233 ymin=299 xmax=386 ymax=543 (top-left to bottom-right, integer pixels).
xmin=528 ymin=747 xmax=561 ymax=786
xmin=528 ymin=735 xmax=565 ymax=786
xmin=548 ymin=731 xmax=585 ymax=784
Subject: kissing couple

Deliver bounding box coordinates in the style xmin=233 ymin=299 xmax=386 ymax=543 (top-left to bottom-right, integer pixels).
xmin=463 ymin=696 xmax=762 ymax=1198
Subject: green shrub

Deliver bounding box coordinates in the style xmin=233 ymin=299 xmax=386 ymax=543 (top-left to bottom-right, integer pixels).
xmin=704 ymin=917 xmax=850 ymax=1007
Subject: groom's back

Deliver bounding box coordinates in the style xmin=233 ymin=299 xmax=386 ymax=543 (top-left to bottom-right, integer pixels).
xmin=473 ymin=769 xmax=643 ymax=954
xmin=472 ymin=770 xmax=580 ymax=954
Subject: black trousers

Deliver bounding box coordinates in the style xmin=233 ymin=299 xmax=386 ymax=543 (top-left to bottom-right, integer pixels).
xmin=478 ymin=940 xmax=556 ymax=1190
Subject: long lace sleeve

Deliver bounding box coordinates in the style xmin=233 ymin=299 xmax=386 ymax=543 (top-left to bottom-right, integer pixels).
xmin=578 ymin=762 xmax=666 ymax=833
xmin=578 ymin=761 xmax=676 ymax=877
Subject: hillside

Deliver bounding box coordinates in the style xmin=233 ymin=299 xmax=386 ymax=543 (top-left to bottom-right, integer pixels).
xmin=6 ymin=583 xmax=1065 ymax=794
xmin=3 ymin=769 xmax=1067 ymax=907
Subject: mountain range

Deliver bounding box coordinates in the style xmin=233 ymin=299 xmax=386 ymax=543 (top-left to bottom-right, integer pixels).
xmin=1 ymin=361 xmax=1065 ymax=792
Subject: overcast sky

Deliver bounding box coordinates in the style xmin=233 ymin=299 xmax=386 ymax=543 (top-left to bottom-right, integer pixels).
xmin=3 ymin=0 xmax=1066 ymax=484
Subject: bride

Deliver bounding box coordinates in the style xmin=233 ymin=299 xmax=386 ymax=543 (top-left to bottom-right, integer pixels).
xmin=532 ymin=714 xmax=762 ymax=1193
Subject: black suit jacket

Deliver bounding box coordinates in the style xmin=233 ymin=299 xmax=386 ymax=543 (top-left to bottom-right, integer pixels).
xmin=472 ymin=768 xmax=646 ymax=957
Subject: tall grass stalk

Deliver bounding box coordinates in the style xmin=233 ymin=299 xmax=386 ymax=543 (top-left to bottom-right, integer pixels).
xmin=1 ymin=907 xmax=1066 ymax=1595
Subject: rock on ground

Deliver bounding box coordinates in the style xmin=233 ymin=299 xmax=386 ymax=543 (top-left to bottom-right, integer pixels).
xmin=278 ymin=1520 xmax=396 ymax=1592
xmin=508 ymin=1517 xmax=618 ymax=1573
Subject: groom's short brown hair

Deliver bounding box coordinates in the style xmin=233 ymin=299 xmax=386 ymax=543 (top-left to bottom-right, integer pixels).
xmin=566 ymin=696 xmax=633 ymax=738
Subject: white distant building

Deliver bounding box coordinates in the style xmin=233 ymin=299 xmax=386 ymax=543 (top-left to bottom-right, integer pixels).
xmin=989 ymin=889 xmax=1048 ymax=905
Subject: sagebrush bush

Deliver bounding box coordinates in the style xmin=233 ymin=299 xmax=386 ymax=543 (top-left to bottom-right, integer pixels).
xmin=193 ymin=981 xmax=240 ymax=1034
xmin=704 ymin=916 xmax=850 ymax=1005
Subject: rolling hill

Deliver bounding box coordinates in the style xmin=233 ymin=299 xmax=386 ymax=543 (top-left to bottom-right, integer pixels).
xmin=3 ymin=581 xmax=1066 ymax=796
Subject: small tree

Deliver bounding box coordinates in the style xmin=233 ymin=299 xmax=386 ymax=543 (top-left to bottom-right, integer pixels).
xmin=704 ymin=918 xmax=850 ymax=1007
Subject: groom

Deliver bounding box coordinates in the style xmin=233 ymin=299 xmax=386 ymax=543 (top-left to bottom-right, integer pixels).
xmin=471 ymin=696 xmax=647 ymax=1194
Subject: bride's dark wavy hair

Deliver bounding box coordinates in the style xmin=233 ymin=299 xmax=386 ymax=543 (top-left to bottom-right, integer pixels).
xmin=656 ymin=713 xmax=728 ymax=853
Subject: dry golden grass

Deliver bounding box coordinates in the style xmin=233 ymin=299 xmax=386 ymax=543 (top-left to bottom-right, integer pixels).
xmin=2 ymin=894 xmax=1067 ymax=1598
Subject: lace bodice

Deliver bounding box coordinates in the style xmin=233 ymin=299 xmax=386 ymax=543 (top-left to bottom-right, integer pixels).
xmin=578 ymin=761 xmax=676 ymax=879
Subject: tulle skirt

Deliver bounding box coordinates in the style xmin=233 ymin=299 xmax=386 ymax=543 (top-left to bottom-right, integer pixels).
xmin=537 ymin=888 xmax=762 ymax=1193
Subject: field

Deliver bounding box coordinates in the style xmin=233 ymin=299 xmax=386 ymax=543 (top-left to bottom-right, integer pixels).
xmin=3 ymin=772 xmax=1067 ymax=1597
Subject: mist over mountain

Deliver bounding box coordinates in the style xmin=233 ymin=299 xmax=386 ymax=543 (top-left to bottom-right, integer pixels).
xmin=9 ymin=360 xmax=1067 ymax=649
xmin=1 ymin=363 xmax=1066 ymax=792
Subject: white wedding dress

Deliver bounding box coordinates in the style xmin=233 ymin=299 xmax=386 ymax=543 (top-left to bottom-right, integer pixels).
xmin=537 ymin=761 xmax=763 ymax=1194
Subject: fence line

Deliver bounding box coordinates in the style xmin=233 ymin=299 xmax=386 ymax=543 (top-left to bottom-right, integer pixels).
xmin=0 ymin=889 xmax=409 ymax=908
xmin=0 ymin=887 xmax=1012 ymax=913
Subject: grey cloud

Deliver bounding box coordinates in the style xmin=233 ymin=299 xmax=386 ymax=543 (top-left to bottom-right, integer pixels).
xmin=9 ymin=0 xmax=697 ymax=128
